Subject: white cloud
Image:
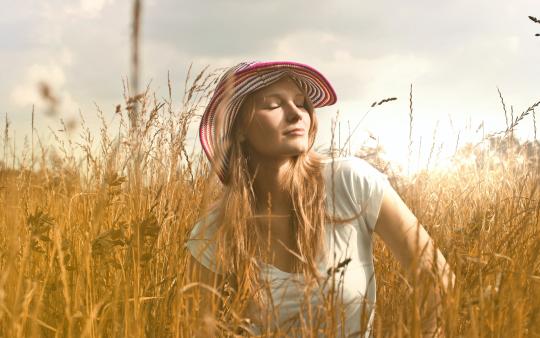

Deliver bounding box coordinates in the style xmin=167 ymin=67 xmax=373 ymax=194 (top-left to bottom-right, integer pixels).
xmin=11 ymin=63 xmax=65 ymax=105
xmin=32 ymin=0 xmax=115 ymax=45
xmin=10 ymin=48 xmax=80 ymax=118
xmin=39 ymin=0 xmax=115 ymax=20
xmin=78 ymin=0 xmax=114 ymax=17
xmin=504 ymin=36 xmax=521 ymax=53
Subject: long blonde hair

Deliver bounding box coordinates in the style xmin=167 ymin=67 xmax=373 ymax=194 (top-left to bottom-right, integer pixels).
xmin=209 ymin=79 xmax=329 ymax=322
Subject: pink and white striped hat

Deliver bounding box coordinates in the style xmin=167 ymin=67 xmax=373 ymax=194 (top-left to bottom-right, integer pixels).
xmin=199 ymin=61 xmax=337 ymax=183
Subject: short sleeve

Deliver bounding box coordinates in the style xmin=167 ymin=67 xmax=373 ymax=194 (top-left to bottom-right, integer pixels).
xmin=346 ymin=157 xmax=391 ymax=231
xmin=184 ymin=211 xmax=223 ymax=274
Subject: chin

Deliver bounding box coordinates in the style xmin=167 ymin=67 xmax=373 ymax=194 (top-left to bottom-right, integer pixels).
xmin=286 ymin=140 xmax=309 ymax=151
xmin=282 ymin=145 xmax=309 ymax=157
xmin=252 ymin=141 xmax=310 ymax=159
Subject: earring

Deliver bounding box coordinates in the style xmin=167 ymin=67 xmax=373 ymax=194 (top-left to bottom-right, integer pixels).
xmin=238 ymin=134 xmax=246 ymax=142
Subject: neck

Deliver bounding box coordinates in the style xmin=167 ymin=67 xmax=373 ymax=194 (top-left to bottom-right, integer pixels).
xmin=248 ymin=154 xmax=294 ymax=215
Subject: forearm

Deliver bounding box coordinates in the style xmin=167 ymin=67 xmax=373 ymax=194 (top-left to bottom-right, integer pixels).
xmin=419 ymin=278 xmax=443 ymax=337
xmin=415 ymin=239 xmax=455 ymax=337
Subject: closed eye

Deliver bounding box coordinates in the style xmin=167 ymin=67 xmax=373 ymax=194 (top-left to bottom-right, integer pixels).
xmin=294 ymin=99 xmax=306 ymax=108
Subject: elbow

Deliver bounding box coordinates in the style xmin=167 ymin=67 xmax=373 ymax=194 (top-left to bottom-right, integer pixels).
xmin=411 ymin=242 xmax=455 ymax=293
xmin=423 ymin=252 xmax=456 ymax=294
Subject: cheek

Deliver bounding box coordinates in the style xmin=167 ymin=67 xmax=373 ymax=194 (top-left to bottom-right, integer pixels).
xmin=248 ymin=114 xmax=281 ymax=137
xmin=305 ymin=112 xmax=312 ymax=128
xmin=301 ymin=111 xmax=313 ymax=134
xmin=245 ymin=114 xmax=281 ymax=147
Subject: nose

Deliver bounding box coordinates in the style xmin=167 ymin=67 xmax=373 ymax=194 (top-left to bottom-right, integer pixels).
xmin=284 ymin=102 xmax=304 ymax=123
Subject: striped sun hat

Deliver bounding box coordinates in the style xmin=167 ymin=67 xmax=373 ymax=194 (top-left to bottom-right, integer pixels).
xmin=199 ymin=61 xmax=337 ymax=183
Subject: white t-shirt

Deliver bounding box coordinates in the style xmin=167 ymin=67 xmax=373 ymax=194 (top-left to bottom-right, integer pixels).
xmin=185 ymin=156 xmax=391 ymax=337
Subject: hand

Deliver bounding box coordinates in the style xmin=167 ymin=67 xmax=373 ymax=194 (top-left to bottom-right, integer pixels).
xmin=422 ymin=326 xmax=444 ymax=338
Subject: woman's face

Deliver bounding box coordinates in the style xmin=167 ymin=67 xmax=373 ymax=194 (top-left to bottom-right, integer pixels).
xmin=240 ymin=76 xmax=313 ymax=160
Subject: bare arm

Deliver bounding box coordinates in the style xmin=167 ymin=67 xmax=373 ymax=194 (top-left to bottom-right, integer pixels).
xmin=374 ymin=184 xmax=455 ymax=337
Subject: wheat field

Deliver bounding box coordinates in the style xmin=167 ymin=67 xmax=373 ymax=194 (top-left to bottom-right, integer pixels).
xmin=0 ymin=65 xmax=539 ymax=338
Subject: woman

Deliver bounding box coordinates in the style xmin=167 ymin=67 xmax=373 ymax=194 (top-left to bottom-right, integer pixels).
xmin=185 ymin=61 xmax=454 ymax=337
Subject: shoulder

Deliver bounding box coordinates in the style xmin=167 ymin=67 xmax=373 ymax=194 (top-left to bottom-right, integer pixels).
xmin=320 ymin=156 xmax=387 ymax=183
xmin=321 ymin=156 xmax=391 ymax=231
xmin=188 ymin=209 xmax=219 ymax=240
xmin=184 ymin=209 xmax=222 ymax=273
xmin=321 ymin=155 xmax=390 ymax=206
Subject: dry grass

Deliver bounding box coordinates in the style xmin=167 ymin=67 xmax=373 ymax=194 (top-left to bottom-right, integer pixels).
xmin=1 ymin=66 xmax=540 ymax=337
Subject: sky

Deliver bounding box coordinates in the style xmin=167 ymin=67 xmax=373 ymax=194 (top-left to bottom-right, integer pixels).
xmin=1 ymin=0 xmax=539 ymax=174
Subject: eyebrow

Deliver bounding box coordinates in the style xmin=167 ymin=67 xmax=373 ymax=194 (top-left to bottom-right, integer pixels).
xmin=258 ymin=93 xmax=305 ymax=101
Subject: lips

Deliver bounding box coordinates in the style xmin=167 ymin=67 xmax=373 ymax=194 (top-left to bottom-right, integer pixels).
xmin=284 ymin=128 xmax=306 ymax=136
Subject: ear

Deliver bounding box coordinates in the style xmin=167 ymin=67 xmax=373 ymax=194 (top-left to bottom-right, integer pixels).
xmin=238 ymin=134 xmax=246 ymax=143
